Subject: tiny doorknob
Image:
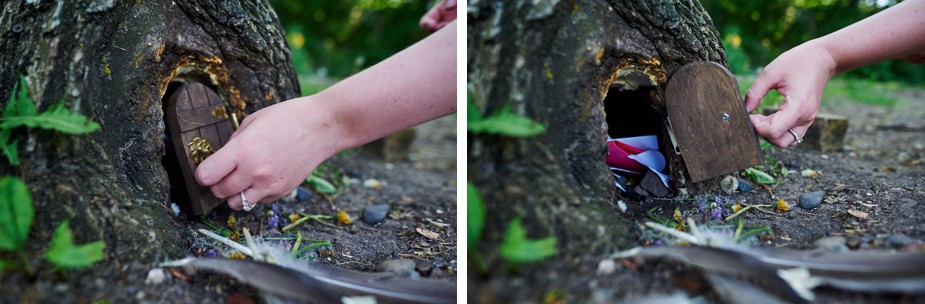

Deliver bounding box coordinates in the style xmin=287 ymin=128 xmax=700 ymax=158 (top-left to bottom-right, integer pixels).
xmin=188 ymin=136 xmax=215 ymax=165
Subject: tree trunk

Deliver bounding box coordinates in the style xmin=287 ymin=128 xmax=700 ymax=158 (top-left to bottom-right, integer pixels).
xmin=0 ymin=0 xmax=296 ymax=299
xmin=467 ymin=0 xmax=726 ymax=300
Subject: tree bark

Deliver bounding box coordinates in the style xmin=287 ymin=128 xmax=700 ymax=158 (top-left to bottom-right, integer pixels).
xmin=0 ymin=0 xmax=297 ymax=299
xmin=467 ymin=0 xmax=726 ymax=300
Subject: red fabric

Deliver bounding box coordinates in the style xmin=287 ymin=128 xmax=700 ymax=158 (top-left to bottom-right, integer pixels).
xmin=607 ymin=141 xmax=646 ymax=172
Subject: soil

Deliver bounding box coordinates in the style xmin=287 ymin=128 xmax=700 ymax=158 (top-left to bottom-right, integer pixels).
xmin=2 ymin=115 xmax=457 ymax=303
xmin=595 ymin=87 xmax=925 ymax=302
xmin=472 ymin=86 xmax=925 ymax=303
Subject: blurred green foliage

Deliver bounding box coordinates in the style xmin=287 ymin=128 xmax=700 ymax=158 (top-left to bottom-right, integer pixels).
xmin=269 ymin=0 xmax=433 ymax=79
xmin=702 ymin=0 xmax=924 ymax=84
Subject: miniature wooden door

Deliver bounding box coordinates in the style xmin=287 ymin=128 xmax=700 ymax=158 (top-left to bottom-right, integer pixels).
xmin=165 ymin=83 xmax=235 ymax=215
xmin=665 ymin=61 xmax=762 ymax=183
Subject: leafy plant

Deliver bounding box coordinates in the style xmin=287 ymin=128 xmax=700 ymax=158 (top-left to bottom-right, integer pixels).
xmin=0 ymin=74 xmax=104 ymax=276
xmin=467 ymin=93 xmax=546 ymax=137
xmin=1 ymin=74 xmax=101 ymax=165
xmin=467 ymin=182 xmax=485 ymax=250
xmin=499 ymin=217 xmax=557 ymax=264
xmin=45 ymin=220 xmax=105 ymax=269
xmin=742 ymin=167 xmax=775 ymax=185
xmin=305 ymin=173 xmax=336 ymax=194
xmin=0 ymin=176 xmax=105 ymax=275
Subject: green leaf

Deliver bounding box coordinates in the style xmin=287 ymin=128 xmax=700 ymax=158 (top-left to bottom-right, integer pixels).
xmin=0 ymin=129 xmax=18 ymax=166
xmin=743 ymin=167 xmax=775 ymax=185
xmin=467 ymin=182 xmax=486 ymax=250
xmin=45 ymin=220 xmax=105 ymax=269
xmin=1 ymin=99 xmax=101 ymax=134
xmin=499 ymin=217 xmax=557 ymax=263
xmin=0 ymin=177 xmax=33 ymax=250
xmin=306 ymin=174 xmax=336 ymax=194
xmin=5 ymin=75 xmax=37 ymax=119
xmin=467 ymin=90 xmax=482 ymax=123
xmin=468 ymin=106 xmax=546 ymax=137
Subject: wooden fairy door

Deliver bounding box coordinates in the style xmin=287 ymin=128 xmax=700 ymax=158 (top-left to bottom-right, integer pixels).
xmin=665 ymin=61 xmax=763 ymax=183
xmin=165 ymin=83 xmax=236 ymax=215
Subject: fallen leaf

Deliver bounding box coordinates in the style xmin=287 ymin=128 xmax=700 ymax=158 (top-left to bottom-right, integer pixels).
xmin=848 ymin=209 xmax=869 ymax=220
xmin=416 ymin=227 xmax=440 ymax=240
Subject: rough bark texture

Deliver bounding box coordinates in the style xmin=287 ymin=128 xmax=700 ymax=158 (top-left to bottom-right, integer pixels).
xmin=467 ymin=0 xmax=726 ymax=300
xmin=0 ymin=0 xmax=296 ymax=300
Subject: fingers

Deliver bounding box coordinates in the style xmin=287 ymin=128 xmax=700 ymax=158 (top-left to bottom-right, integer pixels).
xmin=419 ymin=5 xmax=440 ymax=32
xmin=209 ymin=168 xmax=252 ymax=199
xmin=226 ymin=188 xmax=266 ymax=211
xmin=749 ymin=109 xmax=811 ymax=148
xmin=745 ymin=74 xmax=775 ymax=112
xmin=195 ymin=140 xmax=238 ymax=186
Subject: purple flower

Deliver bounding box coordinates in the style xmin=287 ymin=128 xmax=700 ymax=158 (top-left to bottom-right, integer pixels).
xmin=267 ymin=215 xmax=280 ymax=230
xmin=272 ymin=203 xmax=280 ymax=215
xmin=695 ymin=196 xmax=707 ymax=213
xmin=203 ymin=249 xmax=218 ymax=258
xmin=708 ymin=206 xmax=723 ymax=220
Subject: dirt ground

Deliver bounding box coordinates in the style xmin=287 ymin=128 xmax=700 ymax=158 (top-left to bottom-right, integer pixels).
xmin=3 ymin=115 xmax=457 ymax=303
xmin=587 ymin=87 xmax=925 ymax=302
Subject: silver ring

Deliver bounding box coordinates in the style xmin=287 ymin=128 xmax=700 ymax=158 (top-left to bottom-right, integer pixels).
xmin=788 ymin=128 xmax=803 ymax=146
xmin=241 ymin=191 xmax=255 ymax=211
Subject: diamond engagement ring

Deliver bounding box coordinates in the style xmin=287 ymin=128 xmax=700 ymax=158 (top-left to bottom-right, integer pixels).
xmin=788 ymin=128 xmax=803 ymax=146
xmin=241 ymin=191 xmax=255 ymax=211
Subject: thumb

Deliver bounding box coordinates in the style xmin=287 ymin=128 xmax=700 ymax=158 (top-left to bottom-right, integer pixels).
xmin=195 ymin=140 xmax=238 ymax=186
xmin=744 ymin=75 xmax=775 ymax=113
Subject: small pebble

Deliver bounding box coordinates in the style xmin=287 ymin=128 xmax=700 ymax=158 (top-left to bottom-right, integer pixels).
xmin=846 ymin=237 xmax=861 ymax=250
xmin=362 ymin=204 xmax=390 ymax=225
xmin=415 ymin=259 xmax=434 ymax=276
xmin=813 ymin=236 xmax=847 ymax=252
xmin=597 ymin=259 xmax=617 ymax=275
xmin=617 ymin=200 xmax=627 ymax=213
xmin=737 ymin=179 xmax=755 ymax=192
xmin=377 ymin=259 xmax=418 ymax=278
xmin=145 ymin=268 xmax=167 ymax=285
xmin=296 ymin=186 xmax=312 ymax=201
xmin=799 ymin=191 xmax=825 ymax=209
xmin=364 ymin=179 xmax=383 ymax=190
xmin=887 ymin=234 xmax=916 ymax=248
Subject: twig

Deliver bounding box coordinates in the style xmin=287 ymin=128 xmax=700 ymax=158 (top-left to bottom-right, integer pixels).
xmin=282 ymin=213 xmax=334 ymax=232
xmin=725 ymin=204 xmax=772 ymax=222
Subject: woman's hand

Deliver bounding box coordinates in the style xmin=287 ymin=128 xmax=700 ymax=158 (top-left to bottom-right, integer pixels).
xmin=195 ymin=97 xmax=340 ymax=210
xmin=420 ymin=0 xmax=456 ymax=32
xmin=745 ymin=41 xmax=837 ymax=148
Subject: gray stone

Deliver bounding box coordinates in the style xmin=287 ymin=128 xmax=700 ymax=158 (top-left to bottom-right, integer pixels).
xmin=296 ymin=186 xmax=312 ymax=201
xmin=377 ymin=259 xmax=418 ymax=278
xmin=846 ymin=237 xmax=861 ymax=250
xmin=737 ymin=179 xmax=755 ymax=192
xmin=888 ymin=234 xmax=916 ymax=248
xmin=362 ymin=204 xmax=390 ymax=225
xmin=799 ymin=191 xmax=825 ymax=209
xmin=813 ymin=236 xmax=848 ymax=252
xmin=145 ymin=268 xmax=167 ymax=285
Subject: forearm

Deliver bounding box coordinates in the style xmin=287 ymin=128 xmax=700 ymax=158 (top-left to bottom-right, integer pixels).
xmin=315 ymin=21 xmax=457 ymax=152
xmin=815 ymin=0 xmax=925 ymax=74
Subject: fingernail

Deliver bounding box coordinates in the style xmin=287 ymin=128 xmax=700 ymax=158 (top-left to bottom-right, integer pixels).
xmin=196 ymin=165 xmax=210 ymax=184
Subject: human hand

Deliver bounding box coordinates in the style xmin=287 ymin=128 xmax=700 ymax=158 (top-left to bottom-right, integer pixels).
xmin=744 ymin=41 xmax=837 ymax=148
xmin=904 ymin=51 xmax=925 ymax=64
xmin=195 ymin=97 xmax=339 ymax=210
xmin=420 ymin=0 xmax=456 ymax=32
